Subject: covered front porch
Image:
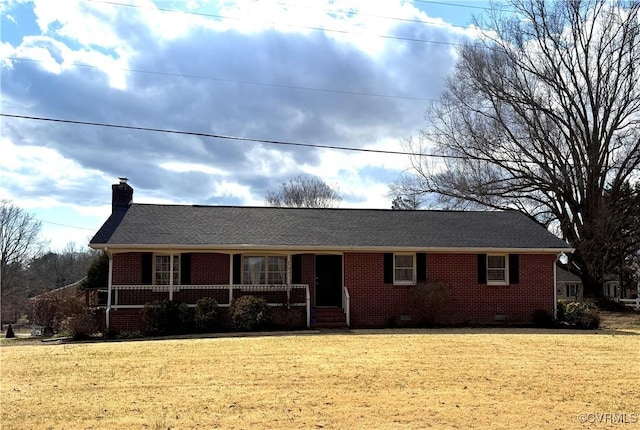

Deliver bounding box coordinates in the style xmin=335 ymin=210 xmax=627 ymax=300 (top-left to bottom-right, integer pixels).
xmin=100 ymin=250 xmax=350 ymax=330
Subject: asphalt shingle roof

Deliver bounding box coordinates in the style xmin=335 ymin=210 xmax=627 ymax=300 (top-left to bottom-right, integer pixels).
xmin=90 ymin=204 xmax=571 ymax=251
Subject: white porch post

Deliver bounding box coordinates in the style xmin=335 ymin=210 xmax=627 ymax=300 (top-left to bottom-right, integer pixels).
xmin=169 ymin=253 xmax=174 ymax=301
xmin=306 ymin=286 xmax=311 ymax=328
xmin=287 ymin=255 xmax=292 ymax=307
xmin=106 ymin=251 xmax=113 ymax=329
xmin=229 ymin=254 xmax=234 ymax=305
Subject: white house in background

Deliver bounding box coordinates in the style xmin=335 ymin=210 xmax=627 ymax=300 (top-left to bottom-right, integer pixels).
xmin=556 ymin=266 xmax=583 ymax=300
xmin=556 ymin=265 xmax=638 ymax=300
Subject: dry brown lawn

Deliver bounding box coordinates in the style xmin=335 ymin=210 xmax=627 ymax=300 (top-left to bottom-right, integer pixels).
xmin=1 ymin=327 xmax=639 ymax=429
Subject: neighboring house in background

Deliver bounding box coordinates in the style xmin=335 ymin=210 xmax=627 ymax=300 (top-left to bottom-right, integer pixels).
xmin=601 ymin=274 xmax=638 ymax=300
xmin=29 ymin=278 xmax=87 ymax=302
xmin=556 ymin=265 xmax=638 ymax=301
xmin=89 ymin=180 xmax=573 ymax=331
xmin=556 ymin=266 xmax=583 ymax=300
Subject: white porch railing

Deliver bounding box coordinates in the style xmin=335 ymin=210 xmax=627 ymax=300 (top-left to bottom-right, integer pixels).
xmin=615 ymin=297 xmax=640 ymax=311
xmin=342 ymin=286 xmax=350 ymax=327
xmin=104 ymin=284 xmax=311 ymax=327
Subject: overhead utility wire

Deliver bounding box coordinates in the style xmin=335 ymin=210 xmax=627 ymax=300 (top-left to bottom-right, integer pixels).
xmin=6 ymin=114 xmax=631 ymax=170
xmin=38 ymin=219 xmax=96 ymax=231
xmin=412 ymin=0 xmax=514 ymax=12
xmin=92 ymin=0 xmax=469 ymax=47
xmin=1 ymin=113 xmax=479 ymax=161
xmin=250 ymin=0 xmax=488 ymax=31
xmin=3 ymin=57 xmax=437 ymax=102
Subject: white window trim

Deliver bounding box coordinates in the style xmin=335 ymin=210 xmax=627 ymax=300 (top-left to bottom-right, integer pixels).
xmin=393 ymin=253 xmax=416 ymax=286
xmin=487 ymin=254 xmax=508 ymax=286
xmin=566 ymin=283 xmax=579 ymax=297
xmin=153 ymin=253 xmax=180 ymax=286
xmin=241 ymin=255 xmax=289 ymax=285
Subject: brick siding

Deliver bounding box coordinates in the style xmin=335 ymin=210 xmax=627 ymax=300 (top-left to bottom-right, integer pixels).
xmin=191 ymin=253 xmax=230 ymax=284
xmin=107 ymin=251 xmax=555 ymax=331
xmin=112 ymin=252 xmax=143 ymax=284
xmin=344 ymin=252 xmax=555 ymax=327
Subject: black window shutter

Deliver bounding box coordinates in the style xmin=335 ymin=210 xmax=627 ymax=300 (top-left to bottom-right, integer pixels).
xmin=383 ymin=253 xmax=394 ymax=284
xmin=416 ymin=253 xmax=427 ymax=283
xmin=477 ymin=254 xmax=487 ymax=284
xmin=291 ymin=254 xmax=302 ymax=284
xmin=509 ymin=254 xmax=519 ymax=284
xmin=141 ymin=253 xmax=153 ymax=285
xmin=233 ymin=254 xmax=242 ymax=285
xmin=180 ymin=253 xmax=191 ymax=285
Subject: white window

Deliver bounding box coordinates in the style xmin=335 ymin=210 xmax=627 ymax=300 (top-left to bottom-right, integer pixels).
xmin=243 ymin=255 xmax=287 ymax=285
xmin=566 ymin=284 xmax=579 ymax=297
xmin=155 ymin=254 xmax=180 ymax=285
xmin=394 ymin=254 xmax=415 ymax=285
xmin=487 ymin=255 xmax=507 ymax=285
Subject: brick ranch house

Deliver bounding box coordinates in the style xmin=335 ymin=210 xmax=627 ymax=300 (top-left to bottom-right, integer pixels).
xmin=89 ymin=180 xmax=573 ymax=331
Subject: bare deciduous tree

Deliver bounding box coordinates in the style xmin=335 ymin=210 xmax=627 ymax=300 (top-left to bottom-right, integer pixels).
xmin=403 ymin=0 xmax=640 ymax=296
xmin=388 ymin=174 xmax=426 ymax=209
xmin=1 ymin=201 xmax=46 ymax=323
xmin=265 ymin=176 xmax=342 ymax=208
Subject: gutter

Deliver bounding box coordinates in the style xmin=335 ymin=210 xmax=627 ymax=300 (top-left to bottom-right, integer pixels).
xmin=90 ymin=243 xmax=575 ymax=254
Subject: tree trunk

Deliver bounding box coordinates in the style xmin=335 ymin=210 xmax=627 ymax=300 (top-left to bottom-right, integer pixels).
xmin=581 ymin=274 xmax=603 ymax=299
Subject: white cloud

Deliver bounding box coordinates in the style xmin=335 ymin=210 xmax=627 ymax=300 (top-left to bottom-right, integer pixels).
xmin=212 ymin=180 xmax=261 ymax=205
xmin=0 ymin=0 xmax=473 ymax=249
xmin=0 ymin=138 xmax=110 ymax=207
xmin=33 ymin=0 xmax=122 ymax=49
xmin=160 ymin=161 xmax=229 ymax=176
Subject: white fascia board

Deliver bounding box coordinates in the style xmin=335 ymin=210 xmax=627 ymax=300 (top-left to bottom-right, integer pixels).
xmin=93 ymin=243 xmax=574 ymax=254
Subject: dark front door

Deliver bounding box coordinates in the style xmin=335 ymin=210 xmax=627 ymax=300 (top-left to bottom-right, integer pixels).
xmin=315 ymin=255 xmax=343 ymax=307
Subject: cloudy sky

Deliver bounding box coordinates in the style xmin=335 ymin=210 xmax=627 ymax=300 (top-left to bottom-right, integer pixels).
xmin=1 ymin=0 xmax=490 ymax=251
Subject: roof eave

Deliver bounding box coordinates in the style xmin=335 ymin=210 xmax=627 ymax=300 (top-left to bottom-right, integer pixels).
xmin=91 ymin=243 xmax=574 ymax=254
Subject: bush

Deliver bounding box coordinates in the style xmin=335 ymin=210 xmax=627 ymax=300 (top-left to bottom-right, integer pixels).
xmin=60 ymin=310 xmax=99 ymax=340
xmin=194 ymin=298 xmax=219 ymax=333
xmin=559 ymin=301 xmax=601 ymax=329
xmin=271 ymin=306 xmax=306 ymax=330
xmin=31 ymin=293 xmax=63 ymax=335
xmin=5 ymin=324 xmax=15 ymax=338
xmin=407 ymin=282 xmax=450 ymax=326
xmin=229 ymin=295 xmax=271 ymax=331
xmin=142 ymin=300 xmax=193 ymax=336
xmin=31 ymin=293 xmax=98 ymax=338
xmin=597 ymin=297 xmax=630 ymax=312
xmin=532 ymin=309 xmax=554 ymax=328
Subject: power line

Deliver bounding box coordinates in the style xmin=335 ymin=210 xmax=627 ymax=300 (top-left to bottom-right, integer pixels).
xmin=38 ymin=219 xmax=96 ymax=232
xmin=3 ymin=56 xmax=437 ymax=102
xmin=90 ymin=0 xmax=470 ymax=48
xmin=413 ymin=0 xmax=513 ymax=12
xmin=232 ymin=0 xmax=489 ymax=32
xmin=1 ymin=113 xmax=464 ymax=159
xmin=6 ymin=113 xmax=634 ymax=171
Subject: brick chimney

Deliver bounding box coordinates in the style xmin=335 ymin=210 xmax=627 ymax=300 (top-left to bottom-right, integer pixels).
xmin=112 ymin=177 xmax=133 ymax=212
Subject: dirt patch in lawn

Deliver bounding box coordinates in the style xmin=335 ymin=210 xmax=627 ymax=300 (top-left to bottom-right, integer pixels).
xmin=599 ymin=310 xmax=640 ymax=330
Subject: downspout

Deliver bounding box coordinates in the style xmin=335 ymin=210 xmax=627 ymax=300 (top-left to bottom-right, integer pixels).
xmin=553 ymin=255 xmax=558 ymax=320
xmin=554 ymin=252 xmax=569 ymax=320
xmin=106 ymin=249 xmax=113 ymax=330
